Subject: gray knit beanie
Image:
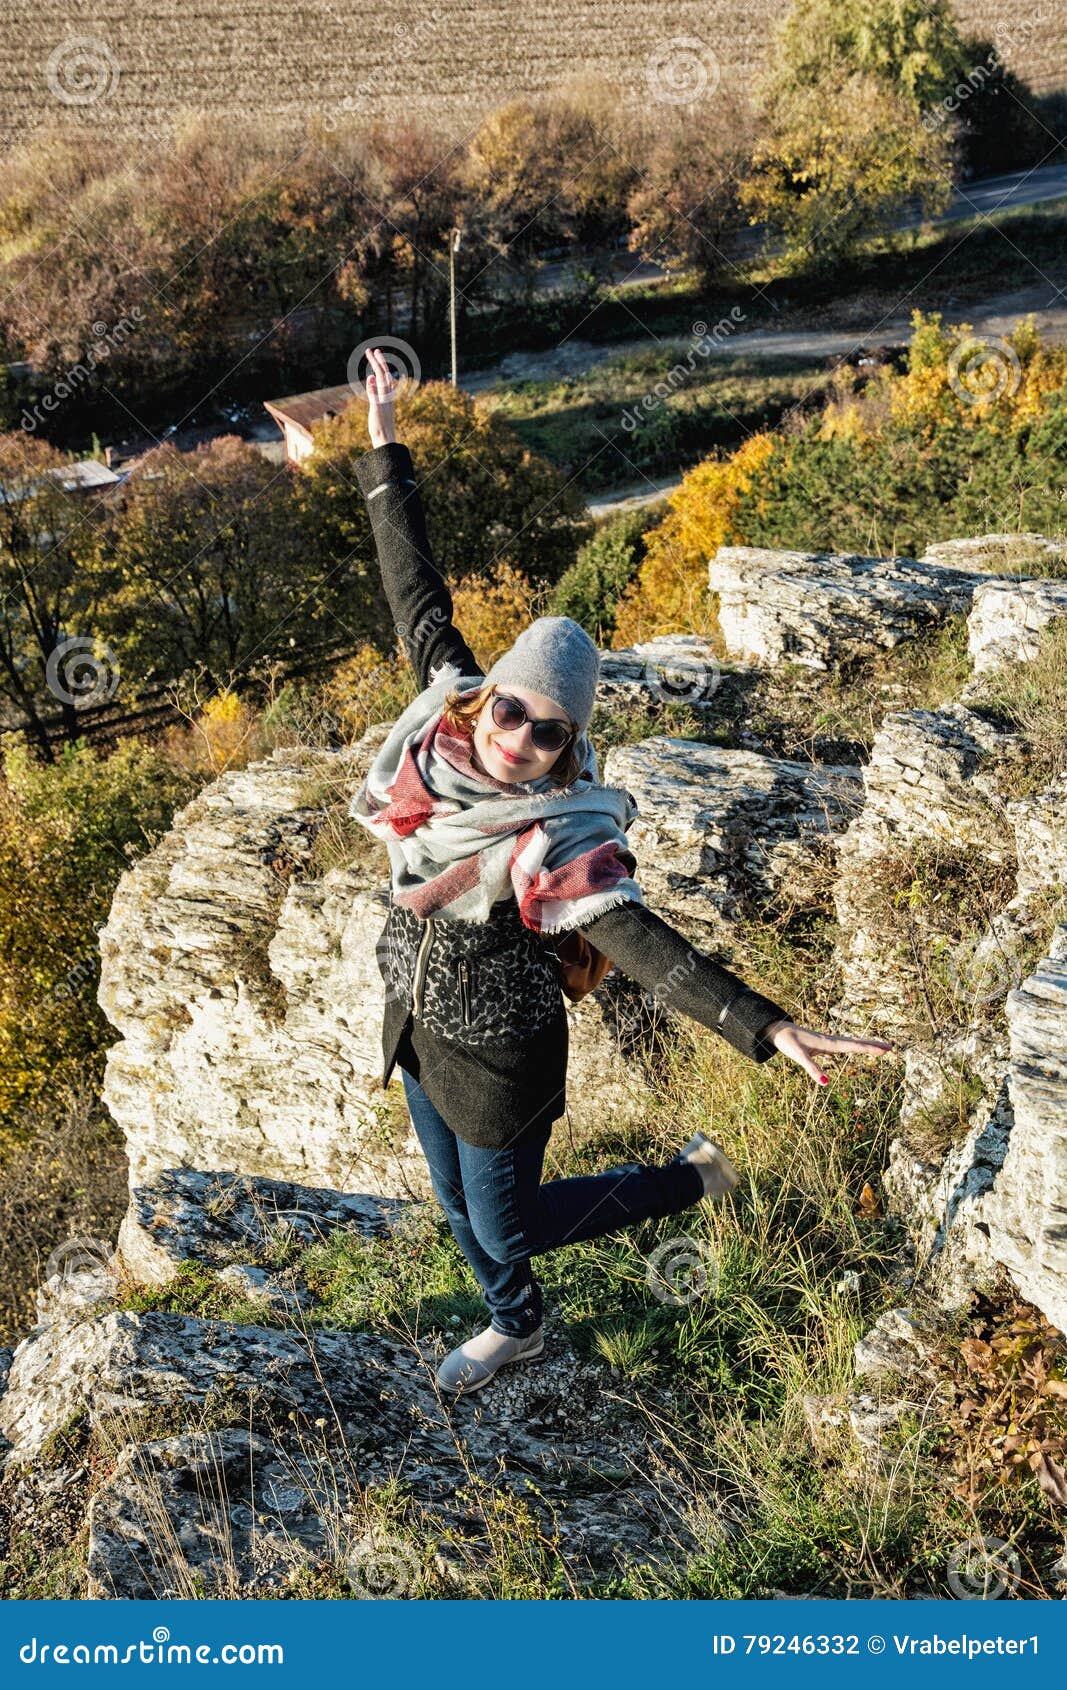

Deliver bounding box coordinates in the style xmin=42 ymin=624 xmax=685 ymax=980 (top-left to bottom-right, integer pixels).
xmin=482 ymin=616 xmax=600 ymax=734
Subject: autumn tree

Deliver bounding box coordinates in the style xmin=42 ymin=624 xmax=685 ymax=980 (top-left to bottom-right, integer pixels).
xmin=0 ymin=434 xmax=112 ymax=758
xmin=765 ymin=0 xmax=968 ymax=107
xmin=360 ymin=119 xmax=469 ymax=342
xmin=297 ymin=377 xmax=594 ymax=654
xmin=95 ymin=436 xmax=320 ymax=688
xmin=742 ymin=71 xmax=955 ymax=273
xmin=626 ymin=91 xmax=756 ymax=288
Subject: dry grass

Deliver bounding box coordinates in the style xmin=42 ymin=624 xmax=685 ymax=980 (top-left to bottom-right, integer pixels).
xmin=0 ymin=1077 xmax=128 ymax=1349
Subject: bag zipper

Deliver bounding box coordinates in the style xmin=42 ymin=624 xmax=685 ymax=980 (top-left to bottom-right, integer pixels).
xmin=411 ymin=916 xmax=435 ymax=1017
xmin=458 ymin=958 xmax=472 ymax=1026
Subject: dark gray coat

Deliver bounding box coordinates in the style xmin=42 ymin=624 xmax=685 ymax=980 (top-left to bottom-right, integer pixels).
xmin=356 ymin=441 xmax=791 ymax=1150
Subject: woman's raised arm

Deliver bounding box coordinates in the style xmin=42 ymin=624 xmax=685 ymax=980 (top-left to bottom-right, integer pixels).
xmin=356 ymin=346 xmax=481 ymax=693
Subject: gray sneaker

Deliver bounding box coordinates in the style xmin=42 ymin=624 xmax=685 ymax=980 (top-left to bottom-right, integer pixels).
xmin=436 ymin=1322 xmax=545 ymax=1395
xmin=679 ymin=1130 xmax=740 ymax=1199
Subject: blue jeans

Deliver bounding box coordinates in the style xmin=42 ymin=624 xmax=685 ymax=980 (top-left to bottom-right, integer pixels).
xmin=400 ymin=1067 xmax=705 ymax=1338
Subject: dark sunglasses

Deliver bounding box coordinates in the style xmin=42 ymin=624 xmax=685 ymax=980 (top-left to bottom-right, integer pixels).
xmin=488 ymin=690 xmax=574 ymax=753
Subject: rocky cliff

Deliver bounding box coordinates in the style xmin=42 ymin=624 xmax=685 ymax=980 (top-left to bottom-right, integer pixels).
xmin=1 ymin=536 xmax=1065 ymax=1598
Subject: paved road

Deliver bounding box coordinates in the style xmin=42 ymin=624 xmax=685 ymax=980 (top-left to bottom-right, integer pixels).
xmin=532 ymin=161 xmax=1067 ymax=296
xmin=461 ymin=275 xmax=1067 ymax=402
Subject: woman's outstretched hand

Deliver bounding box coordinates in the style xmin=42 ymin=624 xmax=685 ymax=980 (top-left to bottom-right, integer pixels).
xmin=365 ymin=345 xmax=398 ymax=449
xmin=761 ymin=1016 xmax=896 ymax=1086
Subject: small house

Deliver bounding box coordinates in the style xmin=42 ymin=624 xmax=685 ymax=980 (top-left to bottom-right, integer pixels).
xmin=262 ymin=384 xmax=359 ymax=466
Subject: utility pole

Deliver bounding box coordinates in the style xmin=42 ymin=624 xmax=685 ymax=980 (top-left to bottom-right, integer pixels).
xmin=450 ymin=227 xmax=462 ymax=385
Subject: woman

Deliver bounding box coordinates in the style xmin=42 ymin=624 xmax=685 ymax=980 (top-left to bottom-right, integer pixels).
xmin=350 ymin=345 xmax=894 ymax=1396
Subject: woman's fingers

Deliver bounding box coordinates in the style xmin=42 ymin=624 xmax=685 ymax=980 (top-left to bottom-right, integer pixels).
xmin=369 ymin=346 xmax=395 ymax=398
xmin=771 ymin=1025 xmax=830 ymax=1085
xmin=814 ymin=1036 xmax=895 ymax=1055
xmin=771 ymin=1021 xmax=897 ymax=1088
xmin=365 ymin=348 xmax=399 ymax=446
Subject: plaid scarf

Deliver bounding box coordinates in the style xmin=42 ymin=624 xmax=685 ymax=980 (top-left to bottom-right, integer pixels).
xmin=348 ymin=666 xmax=644 ymax=933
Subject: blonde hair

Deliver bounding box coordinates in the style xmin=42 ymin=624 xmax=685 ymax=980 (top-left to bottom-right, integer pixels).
xmin=442 ymin=682 xmax=583 ymax=788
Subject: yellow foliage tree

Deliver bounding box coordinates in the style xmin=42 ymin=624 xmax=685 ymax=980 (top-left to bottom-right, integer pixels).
xmin=818 ymin=310 xmax=1067 ymax=445
xmin=451 ymin=559 xmax=546 ymax=669
xmin=611 ymin=434 xmax=777 ymax=647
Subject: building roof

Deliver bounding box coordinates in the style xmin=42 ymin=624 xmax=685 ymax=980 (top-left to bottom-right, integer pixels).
xmin=50 ymin=458 xmax=121 ymax=491
xmin=0 ymin=457 xmax=122 ymax=504
xmin=262 ymin=384 xmax=358 ymax=441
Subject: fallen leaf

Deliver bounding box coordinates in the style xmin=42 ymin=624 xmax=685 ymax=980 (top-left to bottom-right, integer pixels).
xmin=961 ymin=1337 xmax=994 ymax=1374
xmin=1029 ymin=1450 xmax=1067 ymax=1508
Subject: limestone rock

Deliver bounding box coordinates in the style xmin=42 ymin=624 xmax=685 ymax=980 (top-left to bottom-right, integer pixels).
xmin=97 ymin=736 xmax=433 ymax=1200
xmin=709 ymin=544 xmax=1006 ymax=671
xmin=964 ymin=577 xmax=1067 ymax=677
xmin=597 ymin=634 xmax=725 ymax=715
xmin=603 ymin=735 xmax=863 ymax=943
xmin=86 ymin=1428 xmax=358 ymax=1598
xmin=853 ymin=1308 xmax=932 ymax=1382
xmin=1008 ymin=774 xmax=1067 ymax=898
xmin=0 ymin=1301 xmax=700 ymax=1594
xmin=884 ymin=1025 xmax=1012 ymax=1304
xmin=831 ymin=704 xmax=1024 ymax=1031
xmin=980 ymin=925 xmax=1067 ymax=1333
xmin=116 ymin=1168 xmax=408 ymax=1289
xmin=921 ymin=533 xmax=1067 ymax=571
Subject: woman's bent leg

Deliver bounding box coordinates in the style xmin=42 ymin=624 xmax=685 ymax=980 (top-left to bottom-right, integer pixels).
xmin=459 ymin=1133 xmax=706 ymax=1263
xmin=400 ymin=1069 xmax=544 ymax=1339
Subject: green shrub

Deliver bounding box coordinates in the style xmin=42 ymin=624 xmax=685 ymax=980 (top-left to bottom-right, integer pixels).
xmin=550 ymin=504 xmax=663 ymax=642
xmin=0 ymin=736 xmax=197 ymax=1127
